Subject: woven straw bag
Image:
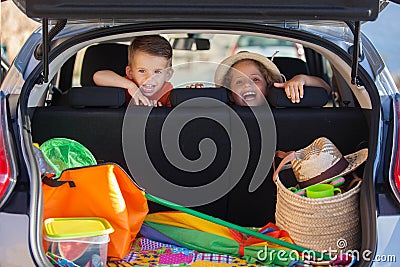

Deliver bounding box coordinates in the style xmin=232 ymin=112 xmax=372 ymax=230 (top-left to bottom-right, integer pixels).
xmin=272 ymin=151 xmax=362 ymax=254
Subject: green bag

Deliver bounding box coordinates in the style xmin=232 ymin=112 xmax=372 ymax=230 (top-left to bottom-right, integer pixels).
xmin=40 ymin=138 xmax=97 ymax=177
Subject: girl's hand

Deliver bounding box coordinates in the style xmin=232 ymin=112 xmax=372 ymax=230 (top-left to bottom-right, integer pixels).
xmin=274 ymin=74 xmax=306 ymax=103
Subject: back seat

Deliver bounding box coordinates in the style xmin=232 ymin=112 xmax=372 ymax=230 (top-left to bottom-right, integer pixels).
xmin=32 ymin=43 xmax=370 ymax=225
xmin=272 ymin=57 xmax=310 ymax=79
xmin=31 ymin=85 xmax=370 ymax=226
xmin=80 ymin=43 xmax=128 ymax=87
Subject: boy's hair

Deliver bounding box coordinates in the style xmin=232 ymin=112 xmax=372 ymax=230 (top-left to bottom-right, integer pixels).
xmin=128 ymin=35 xmax=172 ymax=66
xmin=223 ymin=59 xmax=278 ymax=95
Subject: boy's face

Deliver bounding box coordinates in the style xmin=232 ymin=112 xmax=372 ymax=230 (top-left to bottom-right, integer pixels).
xmin=229 ymin=60 xmax=268 ymax=106
xmin=126 ymin=50 xmax=173 ymax=97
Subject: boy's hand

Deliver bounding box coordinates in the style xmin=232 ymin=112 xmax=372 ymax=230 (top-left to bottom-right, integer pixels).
xmin=128 ymin=87 xmax=162 ymax=107
xmin=274 ymin=74 xmax=305 ymax=103
xmin=128 ymin=85 xmax=154 ymax=106
xmin=150 ymin=100 xmax=163 ymax=107
xmin=186 ymin=83 xmax=204 ymax=88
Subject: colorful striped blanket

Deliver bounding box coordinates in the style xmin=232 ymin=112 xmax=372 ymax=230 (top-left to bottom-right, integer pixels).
xmin=107 ymin=237 xmax=270 ymax=267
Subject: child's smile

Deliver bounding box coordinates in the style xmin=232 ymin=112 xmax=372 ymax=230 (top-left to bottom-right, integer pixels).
xmin=241 ymin=91 xmax=257 ymax=101
xmin=140 ymin=83 xmax=158 ymax=95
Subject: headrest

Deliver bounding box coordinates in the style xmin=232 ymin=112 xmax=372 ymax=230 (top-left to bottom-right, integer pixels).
xmin=68 ymin=87 xmax=126 ymax=108
xmin=170 ymin=88 xmax=228 ymax=107
xmin=80 ymin=43 xmax=128 ymax=86
xmin=267 ymin=86 xmax=329 ymax=108
xmin=272 ymin=57 xmax=310 ymax=80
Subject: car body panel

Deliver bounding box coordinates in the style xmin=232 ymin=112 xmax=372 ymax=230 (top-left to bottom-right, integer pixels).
xmin=16 ymin=0 xmax=381 ymax=21
xmin=0 ymin=213 xmax=36 ymax=266
xmin=376 ymin=216 xmax=400 ymax=264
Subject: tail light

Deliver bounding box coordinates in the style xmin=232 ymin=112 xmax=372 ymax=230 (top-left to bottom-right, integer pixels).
xmin=392 ymin=97 xmax=400 ymax=201
xmin=0 ymin=94 xmax=15 ymax=208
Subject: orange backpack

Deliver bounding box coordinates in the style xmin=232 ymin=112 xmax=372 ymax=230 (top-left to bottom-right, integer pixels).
xmin=42 ymin=163 xmax=149 ymax=259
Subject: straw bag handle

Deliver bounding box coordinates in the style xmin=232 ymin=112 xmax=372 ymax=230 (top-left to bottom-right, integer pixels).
xmin=272 ymin=151 xmax=295 ymax=183
xmin=346 ymin=172 xmax=363 ymax=191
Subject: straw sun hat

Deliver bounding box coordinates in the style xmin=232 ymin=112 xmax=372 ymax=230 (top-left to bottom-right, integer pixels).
xmin=214 ymin=51 xmax=283 ymax=87
xmin=291 ymin=137 xmax=368 ymax=188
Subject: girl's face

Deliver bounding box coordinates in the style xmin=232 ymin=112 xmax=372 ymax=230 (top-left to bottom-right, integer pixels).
xmin=228 ymin=60 xmax=268 ymax=106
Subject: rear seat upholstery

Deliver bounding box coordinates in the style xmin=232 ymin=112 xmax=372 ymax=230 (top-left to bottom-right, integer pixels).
xmin=272 ymin=57 xmax=310 ymax=80
xmin=31 ymin=44 xmax=369 ymax=226
xmin=31 ymin=87 xmax=370 ymax=226
xmin=80 ymin=43 xmax=128 ymax=87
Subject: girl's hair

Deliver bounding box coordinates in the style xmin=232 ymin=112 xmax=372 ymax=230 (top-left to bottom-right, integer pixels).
xmin=222 ymin=59 xmax=281 ymax=96
xmin=128 ymin=35 xmax=173 ymax=66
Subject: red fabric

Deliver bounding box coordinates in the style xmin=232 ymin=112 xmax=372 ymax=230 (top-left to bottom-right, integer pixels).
xmin=124 ymin=76 xmax=173 ymax=107
xmin=229 ymin=222 xmax=293 ymax=256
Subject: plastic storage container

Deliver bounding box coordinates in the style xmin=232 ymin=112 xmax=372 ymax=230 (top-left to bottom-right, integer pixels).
xmin=44 ymin=217 xmax=114 ymax=266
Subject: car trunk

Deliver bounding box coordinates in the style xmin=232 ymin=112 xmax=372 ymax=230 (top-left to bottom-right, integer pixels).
xmin=24 ymin=52 xmax=376 ymax=267
xmin=26 ymin=39 xmax=382 ymax=267
xmin=14 ymin=0 xmax=386 ymax=265
xmin=29 ymin=86 xmax=374 ymax=266
xmin=16 ymin=29 xmax=381 ymax=267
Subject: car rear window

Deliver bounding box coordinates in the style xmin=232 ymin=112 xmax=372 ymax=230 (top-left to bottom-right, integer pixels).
xmin=238 ymin=36 xmax=294 ymax=47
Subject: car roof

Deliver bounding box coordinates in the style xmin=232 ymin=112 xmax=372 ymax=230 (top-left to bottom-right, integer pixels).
xmin=14 ymin=0 xmax=382 ymax=21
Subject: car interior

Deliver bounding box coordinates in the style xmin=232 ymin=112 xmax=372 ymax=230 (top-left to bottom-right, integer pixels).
xmin=29 ymin=33 xmax=371 ymax=227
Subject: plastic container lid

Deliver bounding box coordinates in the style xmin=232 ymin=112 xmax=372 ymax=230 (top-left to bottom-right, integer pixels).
xmin=44 ymin=217 xmax=114 ymax=239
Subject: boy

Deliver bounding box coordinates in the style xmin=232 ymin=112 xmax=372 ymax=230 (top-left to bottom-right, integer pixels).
xmin=93 ymin=35 xmax=174 ymax=106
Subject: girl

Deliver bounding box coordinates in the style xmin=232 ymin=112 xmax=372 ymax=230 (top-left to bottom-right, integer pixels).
xmin=214 ymin=51 xmax=331 ymax=106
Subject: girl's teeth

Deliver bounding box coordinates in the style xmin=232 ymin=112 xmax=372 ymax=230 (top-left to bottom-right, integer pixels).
xmin=242 ymin=92 xmax=256 ymax=100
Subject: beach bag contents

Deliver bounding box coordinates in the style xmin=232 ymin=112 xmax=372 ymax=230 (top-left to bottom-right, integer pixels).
xmin=42 ymin=164 xmax=149 ymax=259
xmin=40 ymin=137 xmax=97 ymax=178
xmin=273 ymin=137 xmax=368 ymax=254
